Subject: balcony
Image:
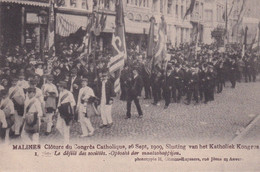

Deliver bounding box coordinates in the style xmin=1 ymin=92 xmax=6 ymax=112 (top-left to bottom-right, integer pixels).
xmin=56 ymin=0 xmax=93 ymax=14
xmin=95 ymin=0 xmax=116 ymax=13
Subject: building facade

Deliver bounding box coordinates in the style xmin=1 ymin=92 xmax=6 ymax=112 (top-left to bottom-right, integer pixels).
xmin=0 ymin=0 xmax=209 ymax=54
xmin=203 ymin=0 xmax=225 ymax=44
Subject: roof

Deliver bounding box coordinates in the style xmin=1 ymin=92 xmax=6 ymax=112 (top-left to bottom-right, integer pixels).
xmin=0 ymin=0 xmax=49 ymax=7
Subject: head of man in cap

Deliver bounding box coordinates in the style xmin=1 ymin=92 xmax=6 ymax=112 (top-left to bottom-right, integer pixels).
xmin=101 ymin=71 xmax=109 ymax=82
xmin=46 ymin=74 xmax=54 ymax=84
xmin=0 ymin=90 xmax=7 ymax=105
xmin=71 ymin=68 xmax=77 ymax=78
xmin=29 ymin=79 xmax=38 ymax=88
xmin=57 ymin=81 xmax=68 ymax=92
xmin=27 ymin=87 xmax=36 ymax=99
xmin=81 ymin=78 xmax=88 ymax=88
xmin=11 ymin=78 xmax=18 ymax=87
xmin=18 ymin=72 xmax=26 ymax=82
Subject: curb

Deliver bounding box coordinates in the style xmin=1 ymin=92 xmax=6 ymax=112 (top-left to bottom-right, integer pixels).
xmin=231 ymin=114 xmax=260 ymax=143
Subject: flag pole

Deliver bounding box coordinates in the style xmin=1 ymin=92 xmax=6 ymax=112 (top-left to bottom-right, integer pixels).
xmin=258 ymin=22 xmax=260 ymax=56
xmin=225 ymin=0 xmax=228 ymax=44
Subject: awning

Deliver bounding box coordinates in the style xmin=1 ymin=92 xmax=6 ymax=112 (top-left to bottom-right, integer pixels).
xmin=0 ymin=0 xmax=49 ymax=7
xmin=56 ymin=13 xmax=89 ymax=37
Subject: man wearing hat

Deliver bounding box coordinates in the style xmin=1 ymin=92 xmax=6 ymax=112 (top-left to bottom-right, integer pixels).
xmin=125 ymin=69 xmax=143 ymax=119
xmin=17 ymin=73 xmax=29 ymax=92
xmin=76 ymin=78 xmax=95 ymax=137
xmin=0 ymin=103 xmax=7 ymax=143
xmin=57 ymin=81 xmax=76 ymax=143
xmin=35 ymin=61 xmax=44 ymax=77
xmin=162 ymin=67 xmax=173 ymax=109
xmin=0 ymin=89 xmax=14 ymax=143
xmin=98 ymin=72 xmax=115 ymax=128
xmin=27 ymin=79 xmax=45 ymax=114
xmin=68 ymin=68 xmax=81 ymax=101
xmin=8 ymin=78 xmax=25 ymax=137
xmin=42 ymin=74 xmax=58 ymax=135
xmin=21 ymin=87 xmax=42 ymax=143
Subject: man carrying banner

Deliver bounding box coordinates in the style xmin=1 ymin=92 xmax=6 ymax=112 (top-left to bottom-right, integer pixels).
xmin=76 ymin=78 xmax=95 ymax=137
xmin=21 ymin=87 xmax=42 ymax=143
xmin=42 ymin=75 xmax=58 ymax=135
xmin=56 ymin=81 xmax=75 ymax=143
xmin=0 ymin=89 xmax=15 ymax=143
xmin=9 ymin=78 xmax=25 ymax=137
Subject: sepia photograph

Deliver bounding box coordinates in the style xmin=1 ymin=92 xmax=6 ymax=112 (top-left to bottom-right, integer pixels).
xmin=0 ymin=0 xmax=260 ymax=171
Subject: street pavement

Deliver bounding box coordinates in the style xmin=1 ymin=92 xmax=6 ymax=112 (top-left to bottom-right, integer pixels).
xmin=35 ymin=79 xmax=260 ymax=144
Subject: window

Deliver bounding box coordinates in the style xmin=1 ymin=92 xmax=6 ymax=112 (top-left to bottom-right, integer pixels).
xmin=168 ymin=0 xmax=172 ymax=14
xmin=176 ymin=4 xmax=178 ymax=18
xmin=205 ymin=10 xmax=213 ymax=22
xmin=82 ymin=0 xmax=87 ymax=9
xmin=181 ymin=5 xmax=183 ymax=18
xmin=70 ymin=0 xmax=76 ymax=7
xmin=200 ymin=2 xmax=203 ymax=20
xmin=160 ymin=0 xmax=164 ymax=13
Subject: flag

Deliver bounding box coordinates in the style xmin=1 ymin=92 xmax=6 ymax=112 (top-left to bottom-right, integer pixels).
xmin=147 ymin=16 xmax=155 ymax=59
xmin=109 ymin=0 xmax=127 ymax=93
xmin=251 ymin=22 xmax=260 ymax=50
xmin=231 ymin=0 xmax=247 ymax=37
xmin=153 ymin=16 xmax=167 ymax=69
xmin=242 ymin=26 xmax=248 ymax=57
xmin=228 ymin=0 xmax=235 ymax=17
xmin=144 ymin=16 xmax=156 ymax=76
xmin=183 ymin=0 xmax=196 ymax=20
xmin=46 ymin=0 xmax=55 ymax=56
xmin=195 ymin=23 xmax=201 ymax=59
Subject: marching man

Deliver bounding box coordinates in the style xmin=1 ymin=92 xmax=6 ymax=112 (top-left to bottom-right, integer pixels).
xmin=17 ymin=73 xmax=29 ymax=91
xmin=99 ymin=72 xmax=115 ymax=128
xmin=21 ymin=87 xmax=42 ymax=143
xmin=27 ymin=79 xmax=45 ymax=114
xmin=76 ymin=78 xmax=95 ymax=137
xmin=9 ymin=78 xmax=25 ymax=137
xmin=42 ymin=75 xmax=58 ymax=135
xmin=0 ymin=91 xmax=8 ymax=143
xmin=57 ymin=81 xmax=75 ymax=143
xmin=0 ymin=89 xmax=15 ymax=143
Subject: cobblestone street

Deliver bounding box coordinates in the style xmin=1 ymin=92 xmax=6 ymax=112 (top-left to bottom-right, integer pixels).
xmin=36 ymin=80 xmax=260 ymax=144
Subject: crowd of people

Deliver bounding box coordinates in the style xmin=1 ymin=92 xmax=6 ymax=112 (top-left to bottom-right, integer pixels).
xmin=0 ymin=42 xmax=259 ymax=144
xmin=120 ymin=43 xmax=259 ymax=109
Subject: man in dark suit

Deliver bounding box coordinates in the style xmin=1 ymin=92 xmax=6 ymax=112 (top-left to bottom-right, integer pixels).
xmin=68 ymin=69 xmax=81 ymax=103
xmin=125 ymin=69 xmax=143 ymax=119
xmin=162 ymin=67 xmax=173 ymax=109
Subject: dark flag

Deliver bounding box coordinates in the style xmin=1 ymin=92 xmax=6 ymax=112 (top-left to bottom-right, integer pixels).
xmin=46 ymin=0 xmax=55 ymax=55
xmin=251 ymin=22 xmax=260 ymax=51
xmin=109 ymin=0 xmax=127 ymax=93
xmin=183 ymin=0 xmax=196 ymax=20
xmin=147 ymin=16 xmax=155 ymax=59
xmin=242 ymin=26 xmax=248 ymax=57
xmin=153 ymin=16 xmax=167 ymax=69
xmin=144 ymin=16 xmax=156 ymax=76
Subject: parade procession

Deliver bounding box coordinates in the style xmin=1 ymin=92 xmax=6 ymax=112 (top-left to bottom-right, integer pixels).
xmin=0 ymin=0 xmax=260 ymax=144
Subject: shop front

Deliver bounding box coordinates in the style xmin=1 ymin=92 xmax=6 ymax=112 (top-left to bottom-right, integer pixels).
xmin=0 ymin=0 xmax=49 ymax=54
